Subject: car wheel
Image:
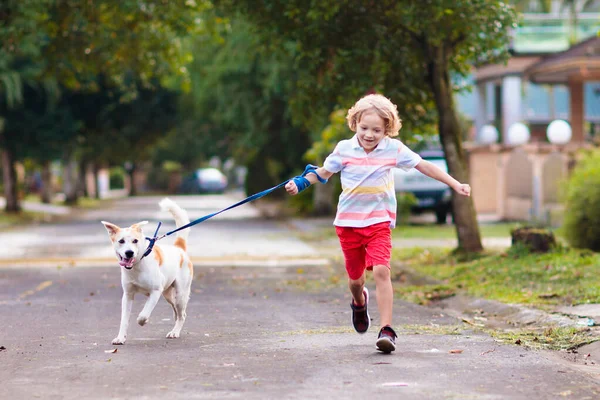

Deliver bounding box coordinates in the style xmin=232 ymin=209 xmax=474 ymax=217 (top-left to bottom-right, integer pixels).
xmin=435 ymin=207 xmax=448 ymax=224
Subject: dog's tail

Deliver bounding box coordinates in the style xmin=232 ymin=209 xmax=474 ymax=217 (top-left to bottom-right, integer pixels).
xmin=159 ymin=198 xmax=191 ymax=248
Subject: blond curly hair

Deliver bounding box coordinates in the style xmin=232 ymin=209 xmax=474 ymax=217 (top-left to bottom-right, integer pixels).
xmin=346 ymin=94 xmax=402 ymax=137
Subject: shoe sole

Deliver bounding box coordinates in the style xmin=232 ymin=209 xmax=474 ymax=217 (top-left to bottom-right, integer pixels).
xmin=352 ymin=287 xmax=370 ymax=334
xmin=376 ymin=337 xmax=396 ymax=353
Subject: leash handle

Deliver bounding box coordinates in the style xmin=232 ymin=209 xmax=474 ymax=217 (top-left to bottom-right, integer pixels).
xmin=302 ymin=164 xmax=327 ymax=183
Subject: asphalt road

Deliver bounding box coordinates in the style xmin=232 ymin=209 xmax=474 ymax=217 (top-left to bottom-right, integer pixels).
xmin=1 ymin=194 xmax=599 ymax=399
xmin=2 ymin=265 xmax=600 ymax=399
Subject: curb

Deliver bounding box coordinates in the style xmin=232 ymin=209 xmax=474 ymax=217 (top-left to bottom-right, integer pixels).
xmin=434 ymin=294 xmax=580 ymax=329
xmin=0 ymin=256 xmax=331 ymax=269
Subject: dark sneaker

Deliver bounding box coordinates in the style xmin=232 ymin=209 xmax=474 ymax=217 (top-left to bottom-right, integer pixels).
xmin=376 ymin=325 xmax=397 ymax=353
xmin=350 ymin=287 xmax=370 ymax=334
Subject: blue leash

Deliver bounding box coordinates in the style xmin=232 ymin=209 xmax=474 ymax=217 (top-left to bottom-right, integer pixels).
xmin=141 ymin=165 xmax=326 ymax=258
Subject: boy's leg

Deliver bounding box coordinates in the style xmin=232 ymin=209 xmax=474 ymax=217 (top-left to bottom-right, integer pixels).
xmin=348 ymin=272 xmax=366 ymax=306
xmin=372 ymin=264 xmax=393 ymax=327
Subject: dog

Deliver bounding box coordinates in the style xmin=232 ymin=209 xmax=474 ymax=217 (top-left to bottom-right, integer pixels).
xmin=101 ymin=198 xmax=193 ymax=345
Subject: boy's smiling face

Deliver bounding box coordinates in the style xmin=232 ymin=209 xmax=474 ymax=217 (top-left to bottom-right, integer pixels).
xmin=356 ymin=109 xmax=386 ymax=154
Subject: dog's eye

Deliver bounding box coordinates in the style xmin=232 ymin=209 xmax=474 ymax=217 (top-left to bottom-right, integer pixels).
xmin=132 ymin=239 xmax=138 ymax=244
xmin=118 ymin=239 xmax=125 ymax=244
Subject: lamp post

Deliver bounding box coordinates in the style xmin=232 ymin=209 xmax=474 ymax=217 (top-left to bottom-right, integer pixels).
xmin=478 ymin=124 xmax=499 ymax=144
xmin=547 ymin=120 xmax=572 ymax=145
xmin=507 ymin=122 xmax=530 ymax=146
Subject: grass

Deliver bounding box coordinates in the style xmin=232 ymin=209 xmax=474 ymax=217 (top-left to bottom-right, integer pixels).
xmin=0 ymin=210 xmax=54 ymax=227
xmin=489 ymin=326 xmax=598 ymax=351
xmin=392 ymin=245 xmax=600 ymax=308
xmin=393 ymin=222 xmax=521 ymax=239
xmin=297 ymin=221 xmax=562 ymax=243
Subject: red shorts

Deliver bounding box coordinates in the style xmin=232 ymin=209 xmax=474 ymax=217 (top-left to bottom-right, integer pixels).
xmin=335 ymin=222 xmax=392 ymax=280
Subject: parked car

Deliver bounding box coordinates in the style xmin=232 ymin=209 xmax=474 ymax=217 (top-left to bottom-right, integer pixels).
xmin=394 ymin=149 xmax=452 ymax=224
xmin=179 ymin=168 xmax=228 ymax=194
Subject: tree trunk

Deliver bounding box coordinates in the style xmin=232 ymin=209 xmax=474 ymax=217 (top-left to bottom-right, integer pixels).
xmin=93 ymin=162 xmax=101 ymax=199
xmin=128 ymin=163 xmax=137 ymax=196
xmin=1 ymin=146 xmax=21 ymax=213
xmin=427 ymin=45 xmax=483 ymax=252
xmin=41 ymin=160 xmax=53 ymax=204
xmin=312 ymin=177 xmax=335 ymax=216
xmin=62 ymin=151 xmax=78 ymax=205
xmin=77 ymin=160 xmax=88 ymax=198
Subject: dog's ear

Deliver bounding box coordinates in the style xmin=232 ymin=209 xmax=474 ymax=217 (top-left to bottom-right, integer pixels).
xmin=131 ymin=221 xmax=149 ymax=232
xmin=101 ymin=221 xmax=121 ymax=238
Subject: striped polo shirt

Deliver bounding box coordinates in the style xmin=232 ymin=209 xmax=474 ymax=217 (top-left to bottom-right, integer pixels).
xmin=323 ymin=135 xmax=422 ymax=228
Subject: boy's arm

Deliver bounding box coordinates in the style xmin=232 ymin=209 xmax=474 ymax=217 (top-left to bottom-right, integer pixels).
xmin=285 ymin=167 xmax=334 ymax=196
xmin=414 ymin=160 xmax=471 ymax=197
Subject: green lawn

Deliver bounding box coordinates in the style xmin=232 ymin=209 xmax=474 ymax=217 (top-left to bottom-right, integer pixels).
xmin=393 ymin=222 xmax=519 ymax=239
xmin=392 ymin=245 xmax=600 ymax=308
xmin=298 ymin=222 xmax=531 ymax=243
xmin=0 ymin=210 xmax=52 ymax=227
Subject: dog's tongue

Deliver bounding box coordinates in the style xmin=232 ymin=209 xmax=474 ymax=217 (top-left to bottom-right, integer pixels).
xmin=119 ymin=258 xmax=135 ymax=268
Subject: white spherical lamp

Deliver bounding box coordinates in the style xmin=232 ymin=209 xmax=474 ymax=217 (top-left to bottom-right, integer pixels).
xmin=479 ymin=124 xmax=499 ymax=144
xmin=507 ymin=122 xmax=530 ymax=146
xmin=547 ymin=120 xmax=572 ymax=145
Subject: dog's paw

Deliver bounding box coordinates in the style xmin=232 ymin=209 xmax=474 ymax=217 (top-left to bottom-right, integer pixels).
xmin=112 ymin=337 xmax=126 ymax=345
xmin=137 ymin=315 xmax=148 ymax=326
xmin=166 ymin=330 xmax=180 ymax=339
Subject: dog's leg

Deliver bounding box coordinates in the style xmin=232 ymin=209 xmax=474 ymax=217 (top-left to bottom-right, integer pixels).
xmin=112 ymin=292 xmax=134 ymax=345
xmin=137 ymin=290 xmax=162 ymax=326
xmin=163 ymin=285 xmax=179 ymax=321
xmin=166 ymin=283 xmax=190 ymax=338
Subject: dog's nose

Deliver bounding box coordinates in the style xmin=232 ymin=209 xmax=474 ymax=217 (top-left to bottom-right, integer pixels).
xmin=125 ymin=250 xmax=134 ymax=259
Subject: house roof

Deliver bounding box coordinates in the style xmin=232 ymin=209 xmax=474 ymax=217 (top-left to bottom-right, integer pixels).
xmin=473 ymin=56 xmax=542 ymax=84
xmin=524 ymin=36 xmax=600 ymax=84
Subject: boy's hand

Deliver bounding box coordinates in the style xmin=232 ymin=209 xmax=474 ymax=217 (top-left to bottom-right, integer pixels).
xmin=285 ymin=180 xmax=299 ymax=195
xmin=454 ymin=183 xmax=471 ymax=197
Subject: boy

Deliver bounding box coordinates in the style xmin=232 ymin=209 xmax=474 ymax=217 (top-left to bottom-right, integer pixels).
xmin=285 ymin=94 xmax=471 ymax=353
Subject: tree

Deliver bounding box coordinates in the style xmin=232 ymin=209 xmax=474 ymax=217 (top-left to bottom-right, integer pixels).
xmin=0 ymin=0 xmax=50 ymax=211
xmin=0 ymin=0 xmax=207 ymax=211
xmin=4 ymin=83 xmax=80 ymax=203
xmin=179 ymin=16 xmax=312 ymax=195
xmin=216 ymin=0 xmax=518 ymax=252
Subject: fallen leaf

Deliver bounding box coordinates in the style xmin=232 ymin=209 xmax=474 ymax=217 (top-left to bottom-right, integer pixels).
xmin=104 ymin=348 xmax=118 ymax=354
xmin=480 ymin=348 xmax=496 ymax=356
xmin=449 ymin=349 xmax=463 ymax=354
xmin=0 ymin=346 xmax=6 ymax=351
xmin=515 ymin=339 xmax=522 ymax=345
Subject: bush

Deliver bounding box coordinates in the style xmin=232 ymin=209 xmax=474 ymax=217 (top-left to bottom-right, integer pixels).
xmin=109 ymin=167 xmax=126 ymax=189
xmin=397 ymin=192 xmax=418 ymax=225
xmin=563 ymin=149 xmax=600 ymax=251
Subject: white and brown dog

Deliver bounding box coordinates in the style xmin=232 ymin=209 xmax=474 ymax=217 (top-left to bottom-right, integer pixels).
xmin=101 ymin=198 xmax=193 ymax=345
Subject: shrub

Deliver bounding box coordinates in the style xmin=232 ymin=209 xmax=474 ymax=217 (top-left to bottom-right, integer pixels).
xmin=563 ymin=149 xmax=600 ymax=251
xmin=397 ymin=192 xmax=418 ymax=225
xmin=109 ymin=167 xmax=126 ymax=189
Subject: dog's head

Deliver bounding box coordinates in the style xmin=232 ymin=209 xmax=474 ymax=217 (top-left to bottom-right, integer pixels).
xmin=101 ymin=221 xmax=148 ymax=269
